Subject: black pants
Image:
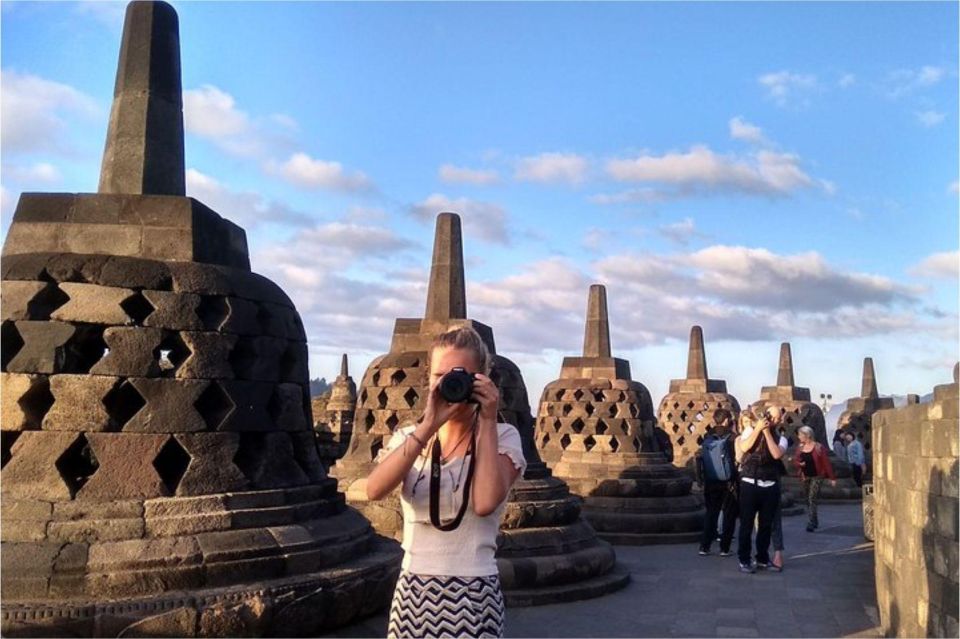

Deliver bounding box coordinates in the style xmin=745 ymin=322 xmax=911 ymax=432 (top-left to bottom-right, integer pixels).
xmin=700 ymin=481 xmax=737 ymax=552
xmin=851 ymin=464 xmax=863 ymax=487
xmin=737 ymin=480 xmax=779 ymax=565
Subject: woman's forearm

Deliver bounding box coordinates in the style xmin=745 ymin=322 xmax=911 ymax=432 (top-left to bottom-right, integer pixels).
xmin=366 ymin=423 xmax=433 ymax=500
xmin=763 ymin=430 xmax=784 ymax=459
xmin=471 ymin=419 xmax=508 ymax=516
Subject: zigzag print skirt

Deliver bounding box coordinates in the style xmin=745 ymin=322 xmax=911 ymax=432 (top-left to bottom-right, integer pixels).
xmin=387 ymin=571 xmax=505 ymax=639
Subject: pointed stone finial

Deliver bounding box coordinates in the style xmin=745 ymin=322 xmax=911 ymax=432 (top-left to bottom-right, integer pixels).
xmin=98 ymin=1 xmax=185 ymax=196
xmin=686 ymin=325 xmax=708 ymax=380
xmin=582 ymin=284 xmax=612 ymax=358
xmin=777 ymin=342 xmax=795 ymax=386
xmin=424 ymin=212 xmax=466 ymax=321
xmin=861 ymin=357 xmax=879 ymax=399
xmin=954 ymin=362 xmax=959 ymax=384
xmin=340 ymin=353 xmax=349 ymax=378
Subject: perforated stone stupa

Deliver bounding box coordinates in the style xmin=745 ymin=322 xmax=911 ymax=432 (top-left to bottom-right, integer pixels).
xmin=837 ymin=357 xmax=894 ymax=473
xmin=656 ymin=326 xmax=740 ymax=472
xmin=536 ymin=286 xmax=704 ymax=544
xmin=314 ymin=354 xmax=357 ymax=469
xmin=332 ymin=213 xmax=627 ymax=605
xmin=754 ymin=343 xmax=861 ymax=501
xmin=0 ymin=3 xmax=399 ymax=636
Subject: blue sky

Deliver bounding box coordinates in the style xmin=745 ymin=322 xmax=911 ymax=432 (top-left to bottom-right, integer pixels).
xmin=2 ymin=1 xmax=957 ymax=410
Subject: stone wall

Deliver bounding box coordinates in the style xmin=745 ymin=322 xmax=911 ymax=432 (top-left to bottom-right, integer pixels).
xmin=872 ymin=378 xmax=958 ymax=638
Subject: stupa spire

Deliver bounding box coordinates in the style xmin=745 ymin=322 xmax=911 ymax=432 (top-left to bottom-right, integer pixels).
xmin=582 ymin=284 xmax=611 ymax=358
xmin=98 ymin=0 xmax=185 ymax=195
xmin=424 ymin=212 xmax=466 ymax=321
xmin=340 ymin=353 xmax=349 ymax=377
xmin=686 ymin=325 xmax=708 ymax=380
xmin=861 ymin=357 xmax=878 ymax=399
xmin=777 ymin=342 xmax=795 ymax=386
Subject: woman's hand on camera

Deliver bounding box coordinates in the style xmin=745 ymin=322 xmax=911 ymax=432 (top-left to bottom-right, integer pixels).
xmin=471 ymin=374 xmax=499 ymax=424
xmin=421 ymin=378 xmax=461 ymax=436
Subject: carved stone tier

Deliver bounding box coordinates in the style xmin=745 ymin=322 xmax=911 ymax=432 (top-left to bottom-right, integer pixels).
xmin=314 ymin=354 xmax=356 ymax=468
xmin=837 ymin=357 xmax=894 ymax=474
xmin=332 ymin=214 xmax=627 ymax=605
xmin=0 ymin=3 xmax=399 ymax=635
xmin=535 ymin=286 xmax=704 ymax=545
xmin=656 ymin=326 xmax=741 ymax=472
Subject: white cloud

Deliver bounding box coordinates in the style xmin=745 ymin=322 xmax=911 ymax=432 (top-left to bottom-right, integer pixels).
xmin=838 ymin=73 xmax=856 ymax=88
xmin=915 ymin=110 xmax=945 ymax=127
xmin=604 ymin=145 xmax=821 ymax=198
xmin=75 ymin=1 xmax=126 ymax=29
xmin=2 ymin=162 xmax=62 ymax=184
xmin=514 ymin=152 xmax=588 ymax=185
xmin=410 ymin=193 xmax=510 ymax=245
xmin=0 ymin=70 xmax=100 ymax=155
xmin=949 ymin=181 xmax=959 ymax=195
xmin=438 ymin=164 xmax=499 ymax=186
xmin=268 ymin=152 xmax=374 ymax=193
xmin=589 ymin=188 xmax=670 ymax=205
xmin=757 ymin=70 xmax=818 ymax=107
xmin=909 ymin=251 xmax=959 ymax=279
xmin=728 ymin=117 xmax=767 ymax=144
xmin=581 ymin=228 xmax=609 ymax=251
xmin=657 ymin=218 xmax=708 ymax=246
xmin=186 ymin=168 xmax=313 ymax=228
xmin=183 ymin=84 xmax=298 ymax=158
xmin=886 ymin=66 xmax=948 ymax=98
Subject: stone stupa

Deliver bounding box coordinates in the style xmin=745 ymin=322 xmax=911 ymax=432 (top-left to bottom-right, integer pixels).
xmin=656 ymin=325 xmax=741 ymax=473
xmin=536 ymin=285 xmax=704 ymax=544
xmin=314 ymin=353 xmax=357 ymax=469
xmin=836 ymin=357 xmax=894 ymax=475
xmin=331 ymin=214 xmax=628 ymax=605
xmin=754 ymin=343 xmax=861 ymax=500
xmin=0 ymin=3 xmax=399 ymax=636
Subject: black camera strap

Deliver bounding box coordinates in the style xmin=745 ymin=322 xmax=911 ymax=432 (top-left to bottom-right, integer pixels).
xmin=429 ymin=416 xmax=478 ymax=532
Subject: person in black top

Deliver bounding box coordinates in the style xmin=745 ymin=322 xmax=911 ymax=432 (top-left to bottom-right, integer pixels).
xmin=695 ymin=409 xmax=739 ymax=556
xmin=735 ymin=406 xmax=786 ymax=573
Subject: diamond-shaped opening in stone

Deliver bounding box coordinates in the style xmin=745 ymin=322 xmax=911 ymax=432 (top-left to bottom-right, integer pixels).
xmin=67 ymin=325 xmax=108 ymax=373
xmin=696 ymin=435 xmax=704 ymax=446
xmin=560 ymin=433 xmax=572 ymax=449
xmin=391 ymin=369 xmax=407 ymax=386
xmin=364 ymin=412 xmax=375 ymax=429
xmin=386 ymin=413 xmax=399 ymax=431
xmin=1 ymin=321 xmax=24 ymax=371
xmin=633 ymin=436 xmax=642 ymax=451
xmin=103 ymin=380 xmax=147 ymax=430
xmin=541 ymin=433 xmax=550 ymax=447
xmin=554 ymin=389 xmax=564 ymax=401
xmin=1 ymin=431 xmax=21 ymax=469
xmin=196 ymin=295 xmax=230 ymax=331
xmin=585 ymin=403 xmax=595 ymax=417
xmin=376 ymin=389 xmax=388 ymax=409
xmin=571 ymin=418 xmax=585 ymax=434
xmin=607 ymin=404 xmax=618 ymax=418
xmin=695 ymin=411 xmax=704 ymax=422
xmin=371 ymin=371 xmax=381 ymax=386
xmin=195 ymin=381 xmax=234 ymax=430
xmin=583 ymin=435 xmax=596 ymax=451
xmin=403 ymin=387 xmax=419 ymax=408
xmin=672 ymin=401 xmax=680 ymax=409
xmin=120 ymin=292 xmax=155 ymax=325
xmin=370 ymin=436 xmax=384 ymax=462
xmin=629 ymin=404 xmax=639 ymax=418
xmin=233 ymin=432 xmax=266 ymax=481
xmin=359 ymin=389 xmax=368 ymax=404
xmin=609 ymin=436 xmax=620 ymax=452
xmin=672 ymin=423 xmax=680 ymax=434
xmin=665 ymin=412 xmax=674 ymax=421
xmin=679 ymin=411 xmax=688 ymax=422
xmin=595 ymin=419 xmax=608 ymax=435
xmin=561 ymin=403 xmax=572 ymax=417
xmin=17 ymin=376 xmax=54 ymax=429
xmin=677 ymin=435 xmax=686 ymax=446
xmin=553 ymin=418 xmax=562 ymax=432
xmin=573 ymin=389 xmax=584 ymax=401
xmin=153 ymin=436 xmax=191 ymax=495
xmin=686 ymin=401 xmax=695 ymax=409
xmin=56 ymin=433 xmax=99 ymax=498
xmin=156 ymin=332 xmax=191 ymax=377
xmin=29 ymin=283 xmax=70 ymax=319
xmin=621 ymin=423 xmax=630 ymax=435
xmin=687 ymin=424 xmax=697 ymax=434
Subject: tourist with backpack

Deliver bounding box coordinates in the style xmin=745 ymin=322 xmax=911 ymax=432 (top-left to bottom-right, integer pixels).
xmin=695 ymin=408 xmax=739 ymax=556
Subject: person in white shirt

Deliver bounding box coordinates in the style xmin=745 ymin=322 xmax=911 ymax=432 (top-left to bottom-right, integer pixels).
xmin=735 ymin=406 xmax=785 ymax=573
xmin=366 ymin=326 xmax=525 ymax=639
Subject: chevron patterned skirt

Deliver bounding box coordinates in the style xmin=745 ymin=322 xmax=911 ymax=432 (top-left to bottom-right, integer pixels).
xmin=387 ymin=571 xmax=505 ymax=638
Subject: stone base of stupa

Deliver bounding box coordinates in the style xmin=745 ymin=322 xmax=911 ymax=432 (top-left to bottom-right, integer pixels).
xmin=553 ymin=451 xmax=704 ymax=545
xmin=497 ymin=464 xmax=629 ymax=606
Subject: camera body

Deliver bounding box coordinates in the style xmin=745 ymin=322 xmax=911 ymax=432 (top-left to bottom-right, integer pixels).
xmin=439 ymin=367 xmax=477 ymax=403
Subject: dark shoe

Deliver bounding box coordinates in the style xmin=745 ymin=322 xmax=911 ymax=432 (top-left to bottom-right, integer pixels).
xmin=755 ymin=561 xmax=769 ymax=570
xmin=739 ymin=562 xmax=756 ymax=574
xmin=719 ymin=549 xmax=733 ymax=557
xmin=769 ymin=562 xmax=783 ymax=573
xmin=806 ymin=524 xmax=815 ymax=532
xmin=698 ymin=547 xmax=710 ymax=556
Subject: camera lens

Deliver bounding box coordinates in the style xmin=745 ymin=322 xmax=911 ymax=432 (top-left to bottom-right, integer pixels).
xmin=439 ymin=368 xmax=474 ymax=403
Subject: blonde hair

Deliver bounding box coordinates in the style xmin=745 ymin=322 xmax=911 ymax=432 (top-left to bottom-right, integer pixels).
xmin=430 ymin=326 xmax=492 ymax=374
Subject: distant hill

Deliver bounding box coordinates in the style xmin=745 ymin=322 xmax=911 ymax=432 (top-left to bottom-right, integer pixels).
xmin=309 ymin=377 xmax=331 ymax=397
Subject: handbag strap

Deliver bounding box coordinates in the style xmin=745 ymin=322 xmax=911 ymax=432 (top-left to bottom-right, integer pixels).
xmin=429 ymin=417 xmax=478 ymax=532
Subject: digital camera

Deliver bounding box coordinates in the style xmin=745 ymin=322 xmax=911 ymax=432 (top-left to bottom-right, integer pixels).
xmin=439 ymin=367 xmax=476 ymax=403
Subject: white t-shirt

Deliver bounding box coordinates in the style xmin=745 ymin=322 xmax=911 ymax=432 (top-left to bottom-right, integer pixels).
xmin=738 ymin=426 xmax=788 ymax=488
xmin=375 ymin=422 xmax=526 ymax=577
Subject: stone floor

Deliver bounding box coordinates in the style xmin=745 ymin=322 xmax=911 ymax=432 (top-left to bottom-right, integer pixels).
xmin=331 ymin=502 xmax=879 ymax=638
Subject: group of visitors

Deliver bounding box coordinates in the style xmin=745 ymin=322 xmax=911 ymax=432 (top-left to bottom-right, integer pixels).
xmin=694 ymin=405 xmax=837 ymax=575
xmin=832 ymin=429 xmax=867 ymax=486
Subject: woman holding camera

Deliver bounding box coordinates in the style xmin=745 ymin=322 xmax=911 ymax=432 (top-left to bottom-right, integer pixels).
xmin=366 ymin=326 xmax=526 ymax=639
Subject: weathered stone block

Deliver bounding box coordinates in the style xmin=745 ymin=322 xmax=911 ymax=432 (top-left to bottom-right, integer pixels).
xmin=218 ymin=380 xmax=273 ymax=431
xmin=77 ymin=433 xmax=169 ymax=500
xmin=43 ymin=374 xmax=117 ymax=431
xmin=5 ymin=321 xmax=77 ymax=374
xmin=47 ymin=518 xmax=145 ymax=543
xmin=175 ymin=433 xmax=248 ymax=496
xmin=235 ymin=432 xmax=309 ymax=489
xmin=179 ymin=332 xmax=236 ymax=379
xmin=272 ymin=383 xmax=308 ymax=431
xmin=125 ymin=377 xmax=208 ymax=432
xmin=51 ymin=282 xmax=135 ymax=325
xmin=231 ymin=336 xmax=285 ymax=382
xmin=1 ymin=281 xmax=54 ymax=321
xmin=142 ymin=289 xmax=203 ymax=330
xmin=87 ymin=536 xmax=203 ymax=571
xmin=118 ymin=607 xmax=198 ymax=638
xmin=1 ymin=372 xmax=51 ymax=431
xmin=62 ymin=223 xmax=144 ymax=257
xmin=220 ymin=296 xmax=260 ymax=335
xmin=90 ymin=326 xmax=164 ymax=377
xmin=1 ymin=431 xmax=78 ymax=501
